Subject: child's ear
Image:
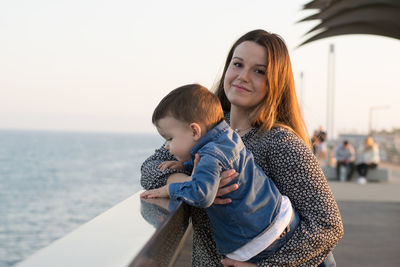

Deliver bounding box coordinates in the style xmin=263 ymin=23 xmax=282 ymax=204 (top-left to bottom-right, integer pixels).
xmin=190 ymin=123 xmax=202 ymax=141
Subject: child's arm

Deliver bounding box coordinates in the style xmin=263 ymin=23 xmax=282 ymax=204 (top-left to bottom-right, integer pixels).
xmin=168 ymin=153 xmax=225 ymax=208
xmin=140 ymin=185 xmax=169 ymax=199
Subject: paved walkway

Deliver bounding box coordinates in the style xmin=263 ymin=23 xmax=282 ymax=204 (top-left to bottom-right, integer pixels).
xmin=174 ymin=163 xmax=400 ymax=267
xmin=328 ymin=162 xmax=400 ymax=267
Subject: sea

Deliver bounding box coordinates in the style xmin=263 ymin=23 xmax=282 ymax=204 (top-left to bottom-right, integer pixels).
xmin=0 ymin=129 xmax=163 ymax=267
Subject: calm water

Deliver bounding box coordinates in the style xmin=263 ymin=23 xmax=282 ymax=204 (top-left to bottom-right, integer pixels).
xmin=0 ymin=130 xmax=163 ymax=266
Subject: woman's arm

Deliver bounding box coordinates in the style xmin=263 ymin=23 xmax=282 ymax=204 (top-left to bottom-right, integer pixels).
xmin=254 ymin=130 xmax=344 ymax=266
xmin=140 ymin=145 xmax=191 ymax=190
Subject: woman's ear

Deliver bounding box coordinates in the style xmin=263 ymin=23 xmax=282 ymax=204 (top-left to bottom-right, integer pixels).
xmin=190 ymin=123 xmax=202 ymax=141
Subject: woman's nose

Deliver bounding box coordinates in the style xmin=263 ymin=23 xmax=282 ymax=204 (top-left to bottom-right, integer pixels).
xmin=238 ymin=68 xmax=250 ymax=82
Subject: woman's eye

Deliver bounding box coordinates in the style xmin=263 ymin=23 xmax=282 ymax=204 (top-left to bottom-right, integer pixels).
xmin=255 ymin=69 xmax=266 ymax=75
xmin=232 ymin=62 xmax=242 ymax=68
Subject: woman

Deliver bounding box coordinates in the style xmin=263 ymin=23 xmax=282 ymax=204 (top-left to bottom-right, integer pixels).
xmin=141 ymin=29 xmax=343 ymax=266
xmin=356 ymin=136 xmax=380 ymax=184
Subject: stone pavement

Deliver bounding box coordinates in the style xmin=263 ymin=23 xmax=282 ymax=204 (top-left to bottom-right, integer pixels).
xmin=328 ymin=162 xmax=400 ymax=267
xmin=174 ymin=163 xmax=400 ymax=267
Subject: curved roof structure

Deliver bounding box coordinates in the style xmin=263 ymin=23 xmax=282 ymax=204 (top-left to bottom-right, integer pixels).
xmin=298 ymin=0 xmax=400 ymax=46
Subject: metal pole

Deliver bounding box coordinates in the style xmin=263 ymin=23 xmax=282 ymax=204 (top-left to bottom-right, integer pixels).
xmin=327 ymin=44 xmax=335 ymax=140
xmin=326 ymin=47 xmax=330 ymax=139
xmin=368 ymin=107 xmax=372 ymax=135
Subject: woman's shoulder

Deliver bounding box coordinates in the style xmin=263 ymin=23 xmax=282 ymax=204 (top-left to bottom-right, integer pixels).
xmin=268 ymin=126 xmax=299 ymax=139
xmin=242 ymin=127 xmax=307 ymax=158
xmin=262 ymin=127 xmax=313 ymax=157
xmin=258 ymin=127 xmax=303 ymax=146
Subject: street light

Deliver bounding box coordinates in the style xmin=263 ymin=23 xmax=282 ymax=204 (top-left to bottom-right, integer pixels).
xmin=326 ymin=44 xmax=335 ymax=140
xmin=368 ymin=105 xmax=390 ymax=134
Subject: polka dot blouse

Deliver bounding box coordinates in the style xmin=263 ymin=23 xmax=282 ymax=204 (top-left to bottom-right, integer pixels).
xmin=140 ymin=123 xmax=343 ymax=266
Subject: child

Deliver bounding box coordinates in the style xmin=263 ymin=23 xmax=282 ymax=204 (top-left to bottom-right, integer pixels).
xmin=140 ymin=84 xmax=299 ymax=263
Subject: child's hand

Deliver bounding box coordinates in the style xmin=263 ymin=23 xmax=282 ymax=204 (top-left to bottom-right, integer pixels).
xmin=158 ymin=160 xmax=185 ymax=171
xmin=140 ymin=185 xmax=169 ymax=199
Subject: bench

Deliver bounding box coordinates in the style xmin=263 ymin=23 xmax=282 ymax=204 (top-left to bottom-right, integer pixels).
xmin=322 ymin=166 xmax=389 ymax=182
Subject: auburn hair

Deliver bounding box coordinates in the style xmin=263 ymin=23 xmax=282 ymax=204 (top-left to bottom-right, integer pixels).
xmin=214 ymin=29 xmax=310 ymax=147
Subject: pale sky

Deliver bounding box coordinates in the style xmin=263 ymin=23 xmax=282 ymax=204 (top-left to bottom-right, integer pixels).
xmin=1 ymin=0 xmax=399 ymax=137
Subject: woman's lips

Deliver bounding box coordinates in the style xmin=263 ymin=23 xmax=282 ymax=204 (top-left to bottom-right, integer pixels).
xmin=232 ymin=84 xmax=251 ymax=92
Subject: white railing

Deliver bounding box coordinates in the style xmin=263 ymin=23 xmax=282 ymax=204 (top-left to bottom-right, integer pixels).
xmin=16 ymin=191 xmax=190 ymax=267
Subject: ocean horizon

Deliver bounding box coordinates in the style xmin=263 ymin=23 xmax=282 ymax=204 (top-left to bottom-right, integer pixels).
xmin=0 ymin=129 xmax=163 ymax=266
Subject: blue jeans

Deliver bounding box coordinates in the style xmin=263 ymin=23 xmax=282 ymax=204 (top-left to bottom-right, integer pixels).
xmin=247 ymin=211 xmax=300 ymax=263
xmin=318 ymin=252 xmax=336 ymax=267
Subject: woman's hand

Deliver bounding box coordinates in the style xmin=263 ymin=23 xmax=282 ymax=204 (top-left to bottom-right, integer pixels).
xmin=221 ymin=258 xmax=256 ymax=267
xmin=214 ymin=169 xmax=239 ymax=205
xmin=158 ymin=160 xmax=184 ymax=171
xmin=166 ymin=155 xmax=200 ymax=185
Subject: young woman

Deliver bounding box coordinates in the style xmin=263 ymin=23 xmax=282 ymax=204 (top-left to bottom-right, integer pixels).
xmin=356 ymin=136 xmax=380 ymax=184
xmin=141 ymin=29 xmax=343 ymax=266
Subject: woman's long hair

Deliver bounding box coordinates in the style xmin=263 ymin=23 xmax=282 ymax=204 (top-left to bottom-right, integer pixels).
xmin=214 ymin=29 xmax=310 ymax=148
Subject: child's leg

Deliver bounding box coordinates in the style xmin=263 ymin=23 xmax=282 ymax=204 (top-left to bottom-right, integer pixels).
xmin=357 ymin=163 xmax=368 ymax=177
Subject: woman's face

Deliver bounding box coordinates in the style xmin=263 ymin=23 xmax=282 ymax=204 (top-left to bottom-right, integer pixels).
xmin=223 ymin=41 xmax=268 ymax=110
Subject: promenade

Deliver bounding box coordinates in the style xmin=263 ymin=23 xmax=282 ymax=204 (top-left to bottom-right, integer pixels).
xmin=329 ymin=162 xmax=400 ymax=267
xmin=174 ymin=162 xmax=400 ymax=267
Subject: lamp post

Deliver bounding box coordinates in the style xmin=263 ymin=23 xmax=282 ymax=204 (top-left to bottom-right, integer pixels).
xmin=368 ymin=105 xmax=390 ymax=134
xmin=326 ymin=44 xmax=335 ymax=140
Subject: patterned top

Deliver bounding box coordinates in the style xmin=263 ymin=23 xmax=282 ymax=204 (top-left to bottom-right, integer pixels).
xmin=140 ymin=122 xmax=343 ymax=266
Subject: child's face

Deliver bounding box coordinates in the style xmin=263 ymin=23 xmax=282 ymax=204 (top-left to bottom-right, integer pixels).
xmin=156 ymin=116 xmax=197 ymax=162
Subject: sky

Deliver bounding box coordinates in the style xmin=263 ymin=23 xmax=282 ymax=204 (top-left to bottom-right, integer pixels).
xmin=1 ymin=0 xmax=399 ymax=137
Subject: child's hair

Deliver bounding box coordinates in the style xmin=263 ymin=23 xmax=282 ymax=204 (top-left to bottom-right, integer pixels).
xmin=152 ymin=84 xmax=224 ymax=131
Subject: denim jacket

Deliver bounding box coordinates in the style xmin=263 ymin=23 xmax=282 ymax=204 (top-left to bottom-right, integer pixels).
xmin=168 ymin=120 xmax=282 ymax=254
